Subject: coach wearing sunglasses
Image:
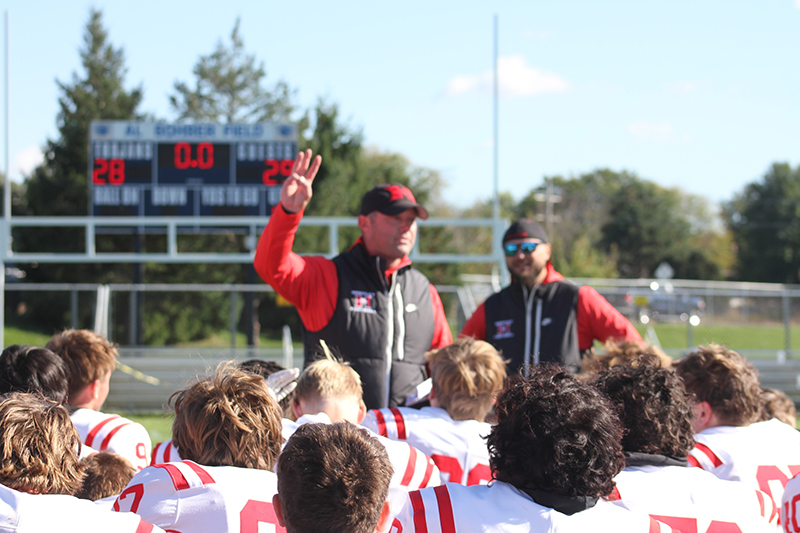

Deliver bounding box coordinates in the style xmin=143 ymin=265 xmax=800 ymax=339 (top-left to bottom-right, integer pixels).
xmin=460 ymin=219 xmax=640 ymax=375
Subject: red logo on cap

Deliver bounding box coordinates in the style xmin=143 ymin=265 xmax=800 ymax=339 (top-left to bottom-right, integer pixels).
xmin=386 ymin=185 xmax=414 ymax=203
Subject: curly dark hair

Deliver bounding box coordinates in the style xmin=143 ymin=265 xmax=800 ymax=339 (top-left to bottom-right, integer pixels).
xmin=487 ymin=365 xmax=625 ymax=498
xmin=590 ymin=355 xmax=695 ymax=457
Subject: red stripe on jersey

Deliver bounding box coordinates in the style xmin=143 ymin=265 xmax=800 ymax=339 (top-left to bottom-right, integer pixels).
xmin=433 ymin=485 xmax=456 ymax=533
xmin=756 ymin=490 xmax=765 ymax=518
xmin=85 ymin=414 xmax=120 ymax=448
xmin=100 ymin=422 xmax=132 ymax=451
xmin=401 ymin=447 xmax=418 ymax=486
xmin=420 ymin=457 xmax=435 ymax=487
xmin=694 ymin=443 xmax=722 ymax=468
xmin=374 ymin=410 xmax=388 ymax=437
xmin=135 ymin=518 xmax=154 ymax=533
xmin=155 ymin=463 xmax=190 ymax=490
xmin=409 ymin=491 xmax=428 ymax=533
xmin=165 ymin=441 xmax=173 ymax=461
xmin=647 ymin=517 xmax=663 ymax=533
xmin=150 ymin=442 xmax=163 ymax=466
xmin=185 ymin=461 xmax=215 ymax=485
xmin=608 ymin=486 xmax=621 ymax=501
xmin=390 ymin=408 xmax=407 ymax=440
xmin=687 ymin=455 xmax=700 ymax=468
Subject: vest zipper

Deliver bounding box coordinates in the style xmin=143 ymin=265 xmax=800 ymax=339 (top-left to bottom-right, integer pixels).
xmin=522 ymin=284 xmax=540 ymax=378
xmin=382 ymin=258 xmax=398 ymax=408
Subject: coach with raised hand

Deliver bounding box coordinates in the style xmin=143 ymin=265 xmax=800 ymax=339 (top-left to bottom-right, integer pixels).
xmin=254 ymin=149 xmax=452 ymax=410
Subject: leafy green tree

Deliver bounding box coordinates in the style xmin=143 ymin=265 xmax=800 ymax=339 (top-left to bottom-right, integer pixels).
xmin=724 ymin=163 xmax=800 ymax=283
xmin=170 ymin=19 xmax=295 ymax=123
xmin=16 ymin=9 xmax=145 ymax=332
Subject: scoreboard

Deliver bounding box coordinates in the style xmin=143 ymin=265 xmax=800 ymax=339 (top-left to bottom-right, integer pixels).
xmin=89 ymin=121 xmax=298 ymax=217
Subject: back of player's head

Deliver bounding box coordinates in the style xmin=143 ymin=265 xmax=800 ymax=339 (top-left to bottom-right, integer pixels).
xmin=426 ymin=338 xmax=506 ymax=421
xmin=590 ymin=355 xmax=695 ymax=457
xmin=0 ymin=392 xmax=84 ymax=495
xmin=277 ymin=422 xmax=392 ymax=533
xmin=294 ymin=356 xmax=362 ymax=405
xmin=170 ymin=361 xmax=283 ymax=470
xmin=238 ymin=359 xmax=296 ymax=416
xmin=45 ymin=329 xmax=117 ymax=399
xmin=760 ymin=387 xmax=797 ymax=428
xmin=674 ymin=344 xmax=761 ymax=426
xmin=75 ymin=452 xmax=135 ymax=501
xmin=583 ymin=340 xmax=672 ymax=374
xmin=487 ymin=365 xmax=625 ymax=498
xmin=0 ymin=345 xmax=70 ymax=404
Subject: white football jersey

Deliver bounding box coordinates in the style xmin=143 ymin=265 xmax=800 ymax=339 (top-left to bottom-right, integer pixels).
xmin=113 ymin=460 xmax=284 ymax=533
xmin=689 ymin=419 xmax=800 ymax=507
xmin=150 ymin=439 xmax=183 ymax=466
xmin=71 ymin=408 xmax=152 ymax=470
xmin=392 ymin=481 xmax=677 ymax=533
xmin=363 ymin=406 xmax=492 ymax=485
xmin=780 ymin=472 xmax=800 ymax=529
xmin=0 ymin=483 xmax=164 ymax=533
xmin=283 ymin=413 xmax=441 ymax=523
xmin=611 ymin=464 xmax=778 ymax=532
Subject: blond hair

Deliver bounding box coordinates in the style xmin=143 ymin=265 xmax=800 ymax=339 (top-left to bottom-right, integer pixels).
xmin=46 ymin=329 xmax=117 ymax=399
xmin=427 ymin=338 xmax=506 ymax=421
xmin=0 ymin=392 xmax=84 ymax=495
xmin=675 ymin=344 xmax=761 ymax=427
xmin=171 ymin=362 xmax=283 ymax=470
xmin=760 ymin=387 xmax=797 ymax=428
xmin=295 ymin=355 xmax=363 ymax=405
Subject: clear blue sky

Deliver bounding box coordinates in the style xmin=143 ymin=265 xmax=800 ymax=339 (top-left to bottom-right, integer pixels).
xmin=3 ymin=0 xmax=799 ymax=209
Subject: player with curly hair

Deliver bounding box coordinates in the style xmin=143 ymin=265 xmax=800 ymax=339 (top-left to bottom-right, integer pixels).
xmin=394 ymin=366 xmax=676 ymax=532
xmin=592 ymin=356 xmax=778 ymax=531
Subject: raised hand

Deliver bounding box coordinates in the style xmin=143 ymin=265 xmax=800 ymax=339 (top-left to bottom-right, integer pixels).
xmin=280 ymin=149 xmax=322 ymax=213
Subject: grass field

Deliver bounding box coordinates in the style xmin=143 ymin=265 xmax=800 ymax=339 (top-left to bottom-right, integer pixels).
xmin=635 ymin=323 xmax=800 ymax=352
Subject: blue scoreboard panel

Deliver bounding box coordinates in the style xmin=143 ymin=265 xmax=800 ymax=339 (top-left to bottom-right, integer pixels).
xmin=89 ymin=121 xmax=298 ymax=217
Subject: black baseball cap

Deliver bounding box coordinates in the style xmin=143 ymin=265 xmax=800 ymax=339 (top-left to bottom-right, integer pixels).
xmin=360 ymin=183 xmax=429 ymax=220
xmin=503 ymin=219 xmax=548 ymax=244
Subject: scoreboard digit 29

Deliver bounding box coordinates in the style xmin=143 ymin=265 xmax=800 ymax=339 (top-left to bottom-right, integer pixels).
xmin=89 ymin=121 xmax=298 ymax=217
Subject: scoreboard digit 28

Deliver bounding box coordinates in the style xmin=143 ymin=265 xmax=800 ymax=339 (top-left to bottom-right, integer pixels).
xmin=89 ymin=121 xmax=298 ymax=217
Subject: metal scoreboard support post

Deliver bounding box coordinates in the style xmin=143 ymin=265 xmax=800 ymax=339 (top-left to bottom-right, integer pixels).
xmin=89 ymin=121 xmax=298 ymax=220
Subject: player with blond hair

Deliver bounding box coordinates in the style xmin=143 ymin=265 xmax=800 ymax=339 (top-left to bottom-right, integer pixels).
xmin=113 ymin=363 xmax=285 ymax=532
xmin=46 ymin=329 xmax=151 ymax=469
xmin=0 ymin=392 xmax=164 ymax=532
xmin=284 ymin=352 xmax=440 ymax=526
xmin=675 ymin=344 xmax=800 ymax=510
xmin=364 ymin=338 xmax=505 ymax=485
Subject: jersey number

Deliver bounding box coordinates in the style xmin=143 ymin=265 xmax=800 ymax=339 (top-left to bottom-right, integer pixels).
xmin=430 ymin=454 xmax=491 ymax=485
xmin=240 ymin=500 xmax=285 ymax=533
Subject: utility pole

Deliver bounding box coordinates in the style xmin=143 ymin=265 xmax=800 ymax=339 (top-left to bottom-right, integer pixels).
xmin=534 ymin=178 xmax=561 ymax=236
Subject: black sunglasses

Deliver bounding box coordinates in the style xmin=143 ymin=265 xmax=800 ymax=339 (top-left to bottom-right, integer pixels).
xmin=504 ymin=242 xmax=542 ymax=256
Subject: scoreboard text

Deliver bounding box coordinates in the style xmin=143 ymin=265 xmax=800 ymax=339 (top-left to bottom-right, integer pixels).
xmin=89 ymin=122 xmax=298 ymax=217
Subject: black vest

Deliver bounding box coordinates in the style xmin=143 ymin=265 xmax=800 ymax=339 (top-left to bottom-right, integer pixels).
xmin=303 ymin=244 xmax=435 ymax=410
xmin=483 ymin=281 xmax=581 ymax=375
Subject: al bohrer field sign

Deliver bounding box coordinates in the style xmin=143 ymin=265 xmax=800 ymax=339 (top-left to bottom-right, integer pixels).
xmin=89 ymin=121 xmax=298 ymax=217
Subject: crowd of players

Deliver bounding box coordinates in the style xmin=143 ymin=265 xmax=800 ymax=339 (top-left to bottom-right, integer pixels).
xmin=0 ymin=327 xmax=798 ymax=532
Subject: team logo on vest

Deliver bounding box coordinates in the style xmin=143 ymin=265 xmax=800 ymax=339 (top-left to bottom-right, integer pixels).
xmin=493 ymin=319 xmax=514 ymax=340
xmin=350 ymin=290 xmax=377 ymax=314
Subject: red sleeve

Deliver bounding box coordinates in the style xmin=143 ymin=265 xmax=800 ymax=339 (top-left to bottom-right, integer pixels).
xmin=458 ymin=302 xmax=487 ymax=341
xmin=576 ymin=285 xmax=642 ymax=350
xmin=253 ymin=205 xmax=338 ymax=332
xmin=429 ymin=285 xmax=453 ymax=349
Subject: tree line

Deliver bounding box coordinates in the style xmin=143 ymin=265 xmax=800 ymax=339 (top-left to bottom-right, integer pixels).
xmin=3 ymin=9 xmax=798 ymax=344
